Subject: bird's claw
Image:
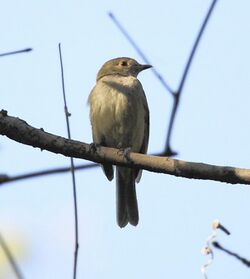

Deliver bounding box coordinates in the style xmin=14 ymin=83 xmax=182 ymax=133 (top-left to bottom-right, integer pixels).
xmin=89 ymin=142 xmax=101 ymax=153
xmin=117 ymin=147 xmax=132 ymax=162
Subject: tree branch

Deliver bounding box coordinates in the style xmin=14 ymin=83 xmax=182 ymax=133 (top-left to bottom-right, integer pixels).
xmin=0 ymin=48 xmax=32 ymax=57
xmin=0 ymin=163 xmax=97 ymax=185
xmin=213 ymin=241 xmax=250 ymax=268
xmin=1 ymin=110 xmax=250 ymax=185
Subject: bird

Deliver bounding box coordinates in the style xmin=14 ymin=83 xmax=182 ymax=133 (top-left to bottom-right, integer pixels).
xmin=88 ymin=57 xmax=151 ymax=228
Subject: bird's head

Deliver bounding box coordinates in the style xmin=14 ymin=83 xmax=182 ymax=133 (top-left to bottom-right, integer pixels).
xmin=96 ymin=57 xmax=152 ymax=81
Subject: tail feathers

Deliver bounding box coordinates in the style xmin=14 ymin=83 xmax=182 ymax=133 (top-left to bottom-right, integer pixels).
xmin=101 ymin=163 xmax=114 ymax=181
xmin=116 ymin=167 xmax=139 ymax=228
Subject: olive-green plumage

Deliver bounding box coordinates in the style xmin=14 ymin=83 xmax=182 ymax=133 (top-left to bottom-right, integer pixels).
xmin=88 ymin=57 xmax=151 ymax=227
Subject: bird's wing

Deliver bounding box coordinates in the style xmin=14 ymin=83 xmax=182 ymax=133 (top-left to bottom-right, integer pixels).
xmin=135 ymin=89 xmax=150 ymax=182
xmin=140 ymin=93 xmax=150 ymax=155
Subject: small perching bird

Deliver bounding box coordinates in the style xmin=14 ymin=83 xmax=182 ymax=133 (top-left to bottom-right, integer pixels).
xmin=88 ymin=57 xmax=151 ymax=227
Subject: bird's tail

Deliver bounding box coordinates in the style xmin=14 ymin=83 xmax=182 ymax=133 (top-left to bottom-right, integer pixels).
xmin=116 ymin=166 xmax=139 ymax=228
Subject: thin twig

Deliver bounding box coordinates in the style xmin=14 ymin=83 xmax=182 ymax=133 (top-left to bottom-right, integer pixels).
xmin=58 ymin=43 xmax=79 ymax=279
xmin=164 ymin=0 xmax=218 ymax=156
xmin=0 ymin=149 xmax=174 ymax=185
xmin=109 ymin=1 xmax=218 ymax=157
xmin=108 ymin=12 xmax=174 ymax=95
xmin=212 ymin=219 xmax=231 ymax=235
xmin=201 ymin=220 xmax=230 ymax=278
xmin=0 ymin=163 xmax=97 ymax=185
xmin=0 ymin=232 xmax=24 ymax=279
xmin=0 ymin=48 xmax=32 ymax=57
xmin=213 ymin=241 xmax=250 ymax=268
xmin=0 ymin=148 xmax=175 ymax=185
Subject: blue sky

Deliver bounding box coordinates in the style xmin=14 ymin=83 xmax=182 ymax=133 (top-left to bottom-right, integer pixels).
xmin=1 ymin=0 xmax=250 ymax=278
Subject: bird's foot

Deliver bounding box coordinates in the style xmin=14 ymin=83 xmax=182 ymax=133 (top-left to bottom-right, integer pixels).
xmin=89 ymin=142 xmax=101 ymax=153
xmin=117 ymin=147 xmax=132 ymax=162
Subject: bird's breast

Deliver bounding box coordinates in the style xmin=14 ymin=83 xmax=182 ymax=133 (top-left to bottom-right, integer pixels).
xmin=89 ymin=76 xmax=146 ymax=150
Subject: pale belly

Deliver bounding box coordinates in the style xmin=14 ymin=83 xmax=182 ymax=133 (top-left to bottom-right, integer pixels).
xmin=89 ymin=77 xmax=146 ymax=151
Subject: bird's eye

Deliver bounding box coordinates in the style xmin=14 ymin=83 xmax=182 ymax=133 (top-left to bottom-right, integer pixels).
xmin=120 ymin=61 xmax=128 ymax=66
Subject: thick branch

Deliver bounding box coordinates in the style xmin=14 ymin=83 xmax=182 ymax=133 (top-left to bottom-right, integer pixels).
xmin=1 ymin=110 xmax=250 ymax=185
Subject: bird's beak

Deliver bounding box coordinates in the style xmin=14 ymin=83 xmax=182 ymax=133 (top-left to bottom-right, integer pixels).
xmin=139 ymin=64 xmax=152 ymax=71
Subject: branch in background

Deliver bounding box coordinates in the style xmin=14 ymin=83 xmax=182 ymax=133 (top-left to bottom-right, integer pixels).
xmin=108 ymin=12 xmax=174 ymax=95
xmin=0 ymin=163 xmax=97 ymax=185
xmin=1 ymin=110 xmax=250 ymax=185
xmin=58 ymin=43 xmax=79 ymax=279
xmin=0 ymin=233 xmax=24 ymax=279
xmin=201 ymin=220 xmax=230 ymax=278
xmin=213 ymin=241 xmax=250 ymax=268
xmin=0 ymin=48 xmax=32 ymax=57
xmin=164 ymin=0 xmax=218 ymax=156
xmin=109 ymin=0 xmax=218 ymax=156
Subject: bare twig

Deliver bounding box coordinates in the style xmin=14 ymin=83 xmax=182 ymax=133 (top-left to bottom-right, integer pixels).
xmin=201 ymin=220 xmax=230 ymax=278
xmin=58 ymin=44 xmax=79 ymax=279
xmin=1 ymin=111 xmax=250 ymax=185
xmin=0 ymin=163 xmax=97 ymax=185
xmin=0 ymin=48 xmax=32 ymax=57
xmin=0 ymin=232 xmax=24 ymax=279
xmin=164 ymin=0 xmax=218 ymax=156
xmin=109 ymin=1 xmax=218 ymax=157
xmin=213 ymin=241 xmax=250 ymax=268
xmin=212 ymin=219 xmax=230 ymax=235
xmin=108 ymin=12 xmax=174 ymax=95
